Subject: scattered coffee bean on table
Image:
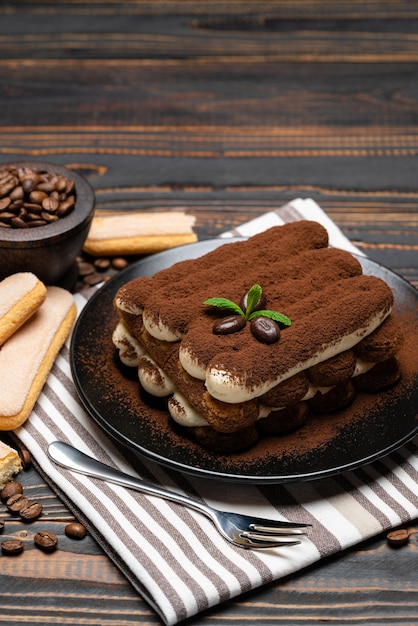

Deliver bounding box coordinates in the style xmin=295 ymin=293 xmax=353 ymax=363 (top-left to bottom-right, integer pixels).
xmin=94 ymin=257 xmax=111 ymax=270
xmin=0 ymin=518 xmax=4 ymax=533
xmin=65 ymin=522 xmax=87 ymax=539
xmin=112 ymin=257 xmax=128 ymax=270
xmin=82 ymin=272 xmax=106 ymax=286
xmin=75 ymin=253 xmax=131 ymax=291
xmin=19 ymin=500 xmax=43 ymax=522
xmin=77 ymin=260 xmax=95 ymax=276
xmin=6 ymin=492 xmax=29 ymax=514
xmin=1 ymin=539 xmax=24 ymax=555
xmin=18 ymin=449 xmax=32 ymax=470
xmin=0 ymin=480 xmax=23 ymax=502
xmin=34 ymin=530 xmax=58 ymax=552
xmin=386 ymin=528 xmax=410 ymax=547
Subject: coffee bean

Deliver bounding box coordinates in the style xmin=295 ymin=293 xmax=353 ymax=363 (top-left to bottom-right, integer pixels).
xmin=83 ymin=272 xmax=105 ymax=286
xmin=0 ymin=181 xmax=17 ymax=197
xmin=9 ymin=185 xmax=24 ymax=201
xmin=11 ymin=216 xmax=28 ymax=228
xmin=57 ymin=197 xmax=75 ymax=217
xmin=0 ymin=518 xmax=5 ymax=533
xmin=6 ymin=493 xmax=29 ymax=514
xmin=18 ymin=449 xmax=32 ymax=470
xmin=65 ymin=522 xmax=87 ymax=539
xmin=56 ymin=176 xmax=68 ymax=193
xmin=23 ymin=202 xmax=42 ymax=213
xmin=250 ymin=316 xmax=281 ymax=344
xmin=29 ymin=190 xmax=47 ymax=204
xmin=387 ymin=528 xmax=410 ymax=547
xmin=21 ymin=177 xmax=39 ymax=194
xmin=19 ymin=500 xmax=43 ymax=521
xmin=112 ymin=257 xmax=128 ymax=270
xmin=42 ymin=196 xmax=59 ymax=212
xmin=0 ymin=211 xmax=15 ymax=223
xmin=1 ymin=481 xmax=23 ymax=502
xmin=77 ymin=260 xmax=95 ymax=276
xmin=34 ymin=530 xmax=58 ymax=552
xmin=41 ymin=211 xmax=58 ymax=223
xmin=94 ymin=257 xmax=111 ymax=271
xmin=27 ymin=211 xmax=43 ymax=221
xmin=1 ymin=539 xmax=24 ymax=555
xmin=20 ymin=179 xmax=34 ymax=194
xmin=213 ymin=315 xmax=246 ymax=335
xmin=0 ymin=197 xmax=11 ymax=210
xmin=0 ymin=170 xmax=13 ymax=183
xmin=37 ymin=180 xmax=57 ymax=194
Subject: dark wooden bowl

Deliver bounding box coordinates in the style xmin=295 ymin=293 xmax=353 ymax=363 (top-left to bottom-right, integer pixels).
xmin=0 ymin=161 xmax=95 ymax=286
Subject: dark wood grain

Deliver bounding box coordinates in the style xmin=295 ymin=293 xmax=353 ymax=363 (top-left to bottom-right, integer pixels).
xmin=0 ymin=1 xmax=417 ymax=624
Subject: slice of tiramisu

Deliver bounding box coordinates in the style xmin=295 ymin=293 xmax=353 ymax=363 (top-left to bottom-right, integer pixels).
xmin=113 ymin=221 xmax=403 ymax=452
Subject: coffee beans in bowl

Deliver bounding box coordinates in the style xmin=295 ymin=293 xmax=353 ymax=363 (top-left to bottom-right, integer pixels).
xmin=0 ymin=161 xmax=95 ymax=286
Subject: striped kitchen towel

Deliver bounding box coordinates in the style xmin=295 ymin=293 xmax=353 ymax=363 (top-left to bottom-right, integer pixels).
xmin=14 ymin=198 xmax=418 ymax=625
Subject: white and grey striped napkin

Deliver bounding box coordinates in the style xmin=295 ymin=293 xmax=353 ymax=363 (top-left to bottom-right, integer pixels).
xmin=14 ymin=198 xmax=418 ymax=625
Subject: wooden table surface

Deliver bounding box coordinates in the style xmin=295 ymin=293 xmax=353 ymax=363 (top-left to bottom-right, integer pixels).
xmin=1 ymin=1 xmax=417 ymax=624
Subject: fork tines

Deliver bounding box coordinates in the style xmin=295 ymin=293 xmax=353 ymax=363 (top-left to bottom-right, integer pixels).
xmin=250 ymin=521 xmax=311 ymax=534
xmin=240 ymin=532 xmax=303 ymax=547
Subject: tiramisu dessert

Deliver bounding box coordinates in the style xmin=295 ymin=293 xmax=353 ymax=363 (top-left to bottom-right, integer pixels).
xmin=112 ymin=220 xmax=403 ymax=453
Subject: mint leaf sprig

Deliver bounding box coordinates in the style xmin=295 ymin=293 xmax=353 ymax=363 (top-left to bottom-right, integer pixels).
xmin=249 ymin=309 xmax=292 ymax=326
xmin=202 ymin=297 xmax=244 ymax=317
xmin=204 ymin=284 xmax=291 ymax=327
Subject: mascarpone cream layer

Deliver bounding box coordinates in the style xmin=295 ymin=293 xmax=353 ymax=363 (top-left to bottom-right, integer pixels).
xmin=168 ymin=392 xmax=208 ymax=427
xmin=137 ymin=355 xmax=176 ymax=397
xmin=114 ymin=296 xmax=143 ymax=317
xmin=143 ymin=313 xmax=183 ymax=342
xmin=112 ymin=321 xmax=145 ymax=366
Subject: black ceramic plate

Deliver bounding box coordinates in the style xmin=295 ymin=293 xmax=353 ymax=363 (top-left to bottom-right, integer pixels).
xmin=70 ymin=240 xmax=418 ymax=483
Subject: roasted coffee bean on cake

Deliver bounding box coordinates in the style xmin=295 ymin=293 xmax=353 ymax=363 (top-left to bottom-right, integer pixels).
xmin=112 ymin=221 xmax=403 ymax=453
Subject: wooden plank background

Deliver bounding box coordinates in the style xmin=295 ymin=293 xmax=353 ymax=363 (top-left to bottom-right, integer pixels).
xmin=0 ymin=1 xmax=417 ymax=624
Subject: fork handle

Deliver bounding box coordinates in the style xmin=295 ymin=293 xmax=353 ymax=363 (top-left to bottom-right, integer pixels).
xmin=48 ymin=441 xmax=212 ymax=516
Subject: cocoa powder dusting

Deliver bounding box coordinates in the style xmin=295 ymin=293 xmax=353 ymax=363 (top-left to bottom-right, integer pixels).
xmin=136 ymin=222 xmax=332 ymax=336
xmin=98 ymin=222 xmax=418 ymax=477
xmin=180 ymin=269 xmax=392 ymax=395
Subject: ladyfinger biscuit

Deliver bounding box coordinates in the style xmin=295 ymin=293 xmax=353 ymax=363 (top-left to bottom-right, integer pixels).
xmin=0 ymin=286 xmax=77 ymax=430
xmin=0 ymin=440 xmax=23 ymax=488
xmin=83 ymin=211 xmax=197 ymax=256
xmin=0 ymin=272 xmax=47 ymax=346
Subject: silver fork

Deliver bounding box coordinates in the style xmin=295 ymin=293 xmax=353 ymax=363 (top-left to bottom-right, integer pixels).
xmin=48 ymin=441 xmax=310 ymax=549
